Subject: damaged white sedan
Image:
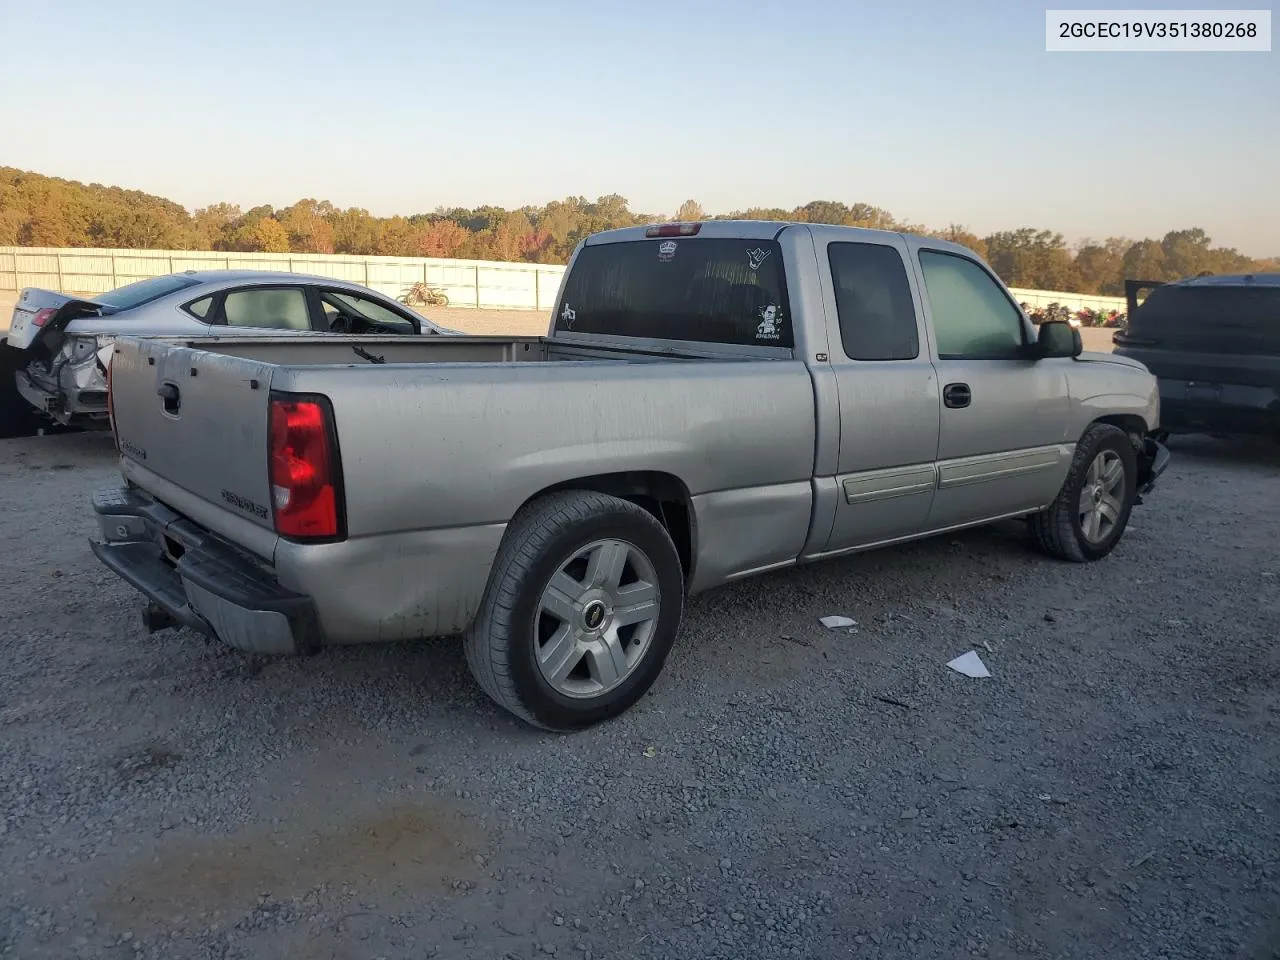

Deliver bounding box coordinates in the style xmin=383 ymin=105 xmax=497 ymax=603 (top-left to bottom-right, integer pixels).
xmin=3 ymin=270 xmax=455 ymax=430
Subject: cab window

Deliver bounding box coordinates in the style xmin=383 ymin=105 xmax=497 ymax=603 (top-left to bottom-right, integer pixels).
xmin=918 ymin=251 xmax=1025 ymax=360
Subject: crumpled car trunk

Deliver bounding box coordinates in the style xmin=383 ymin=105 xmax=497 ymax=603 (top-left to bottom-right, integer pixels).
xmin=4 ymin=289 xmax=114 ymax=430
xmin=17 ymin=297 xmax=111 ymax=369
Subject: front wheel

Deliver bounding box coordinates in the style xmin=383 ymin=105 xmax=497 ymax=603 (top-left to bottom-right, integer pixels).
xmin=464 ymin=491 xmax=685 ymax=730
xmin=1029 ymin=422 xmax=1138 ymax=562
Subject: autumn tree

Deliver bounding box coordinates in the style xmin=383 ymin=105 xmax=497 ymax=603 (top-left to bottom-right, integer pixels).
xmin=0 ymin=206 xmax=21 ymax=245
xmin=984 ymin=228 xmax=1080 ymax=291
xmin=1072 ymin=237 xmax=1130 ymax=295
xmin=330 ymin=207 xmax=380 ymax=254
xmin=418 ymin=219 xmax=469 ymax=258
xmin=2 ymin=165 xmax=1275 ymax=292
xmin=375 ymin=216 xmax=419 ymax=257
xmin=278 ymin=199 xmax=335 ymax=254
xmin=191 ymin=203 xmax=242 ymax=250
xmin=251 ymin=217 xmax=290 ymax=253
xmin=675 ymin=199 xmax=705 ymax=221
xmin=1122 ymin=239 xmax=1168 ymax=282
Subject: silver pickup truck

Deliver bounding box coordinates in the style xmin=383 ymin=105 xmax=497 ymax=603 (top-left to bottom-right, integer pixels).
xmin=91 ymin=220 xmax=1170 ymax=730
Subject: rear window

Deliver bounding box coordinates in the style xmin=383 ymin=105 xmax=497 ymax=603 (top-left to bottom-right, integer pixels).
xmin=554 ymin=238 xmax=793 ymax=348
xmin=1131 ymin=284 xmax=1280 ymax=353
xmin=96 ymin=275 xmax=201 ymax=311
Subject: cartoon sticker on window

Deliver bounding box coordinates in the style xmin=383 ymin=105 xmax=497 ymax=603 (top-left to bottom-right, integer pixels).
xmin=746 ymin=247 xmax=771 ymax=271
xmin=560 ymin=302 xmax=576 ymax=328
xmin=756 ymin=304 xmax=783 ymax=341
xmin=658 ymin=240 xmax=678 ymax=262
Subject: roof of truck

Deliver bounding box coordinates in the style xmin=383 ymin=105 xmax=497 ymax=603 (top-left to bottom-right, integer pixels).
xmin=585 ymin=220 xmax=980 ymax=259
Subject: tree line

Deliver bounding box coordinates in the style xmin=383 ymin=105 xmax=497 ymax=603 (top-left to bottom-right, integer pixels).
xmin=2 ymin=167 xmax=1274 ymax=296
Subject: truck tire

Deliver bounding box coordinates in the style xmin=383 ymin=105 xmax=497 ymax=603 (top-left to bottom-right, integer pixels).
xmin=464 ymin=490 xmax=685 ymax=731
xmin=1029 ymin=422 xmax=1138 ymax=562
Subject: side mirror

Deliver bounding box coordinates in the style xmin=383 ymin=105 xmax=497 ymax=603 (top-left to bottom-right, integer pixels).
xmin=1035 ymin=319 xmax=1082 ymax=359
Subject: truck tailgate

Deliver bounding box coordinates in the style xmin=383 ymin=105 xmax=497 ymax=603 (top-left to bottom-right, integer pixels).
xmin=110 ymin=337 xmax=278 ymax=534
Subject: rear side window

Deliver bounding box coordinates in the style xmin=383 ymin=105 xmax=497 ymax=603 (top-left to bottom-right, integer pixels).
xmin=1131 ymin=285 xmax=1280 ymax=354
xmin=554 ymin=238 xmax=793 ymax=348
xmin=221 ymin=288 xmax=312 ymax=330
xmin=828 ymin=242 xmax=919 ymax=360
xmin=186 ymin=296 xmax=213 ymax=319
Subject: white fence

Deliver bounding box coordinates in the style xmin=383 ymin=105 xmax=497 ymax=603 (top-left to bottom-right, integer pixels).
xmin=0 ymin=247 xmax=568 ymax=312
xmin=0 ymin=246 xmax=1130 ymax=315
xmin=1008 ymin=287 xmax=1127 ymax=313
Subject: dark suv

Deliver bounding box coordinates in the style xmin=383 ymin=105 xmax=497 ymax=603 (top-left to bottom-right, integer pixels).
xmin=1113 ymin=274 xmax=1280 ymax=441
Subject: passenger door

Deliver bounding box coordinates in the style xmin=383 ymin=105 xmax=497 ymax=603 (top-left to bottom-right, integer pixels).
xmin=910 ymin=243 xmax=1072 ymax=530
xmin=821 ymin=237 xmax=942 ymax=553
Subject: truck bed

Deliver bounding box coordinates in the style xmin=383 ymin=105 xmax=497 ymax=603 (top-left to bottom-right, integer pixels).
xmin=133 ymin=333 xmax=773 ymax=367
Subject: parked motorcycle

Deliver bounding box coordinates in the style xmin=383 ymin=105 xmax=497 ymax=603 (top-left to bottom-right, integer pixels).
xmin=399 ymin=282 xmax=451 ymax=308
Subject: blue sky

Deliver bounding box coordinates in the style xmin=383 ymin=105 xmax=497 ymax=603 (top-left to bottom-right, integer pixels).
xmin=2 ymin=0 xmax=1276 ymax=254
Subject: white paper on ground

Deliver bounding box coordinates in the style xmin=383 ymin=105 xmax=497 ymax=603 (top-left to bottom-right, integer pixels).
xmin=819 ymin=615 xmax=856 ymax=629
xmin=946 ymin=650 xmax=991 ymax=678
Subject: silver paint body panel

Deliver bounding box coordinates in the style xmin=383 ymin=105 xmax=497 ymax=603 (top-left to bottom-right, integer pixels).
xmin=102 ymin=223 xmax=1161 ymax=647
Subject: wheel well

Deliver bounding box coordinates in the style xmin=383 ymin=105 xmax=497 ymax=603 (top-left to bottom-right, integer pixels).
xmin=1093 ymin=414 xmax=1148 ymax=448
xmin=526 ymin=472 xmax=695 ymax=580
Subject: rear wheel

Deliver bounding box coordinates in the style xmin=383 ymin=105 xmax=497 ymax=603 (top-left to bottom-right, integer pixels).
xmin=464 ymin=491 xmax=685 ymax=731
xmin=1029 ymin=422 xmax=1137 ymax=562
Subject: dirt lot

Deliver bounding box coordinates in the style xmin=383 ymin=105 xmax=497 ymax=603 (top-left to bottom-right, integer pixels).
xmin=0 ymin=430 xmax=1277 ymax=960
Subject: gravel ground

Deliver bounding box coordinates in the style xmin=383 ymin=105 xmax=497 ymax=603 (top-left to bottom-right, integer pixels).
xmin=0 ymin=431 xmax=1277 ymax=960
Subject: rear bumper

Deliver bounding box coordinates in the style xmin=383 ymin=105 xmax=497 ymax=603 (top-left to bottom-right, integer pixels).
xmin=90 ymin=484 xmax=322 ymax=655
xmin=1156 ymin=378 xmax=1280 ymax=437
xmin=15 ymin=365 xmax=111 ymax=428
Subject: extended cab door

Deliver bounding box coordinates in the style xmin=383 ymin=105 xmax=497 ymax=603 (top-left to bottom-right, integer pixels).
xmin=818 ymin=234 xmax=942 ymax=553
xmin=907 ymin=241 xmax=1072 ymax=530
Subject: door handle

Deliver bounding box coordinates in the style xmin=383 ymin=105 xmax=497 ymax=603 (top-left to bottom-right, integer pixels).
xmin=157 ymin=381 xmax=181 ymax=414
xmin=943 ymin=382 xmax=971 ymax=409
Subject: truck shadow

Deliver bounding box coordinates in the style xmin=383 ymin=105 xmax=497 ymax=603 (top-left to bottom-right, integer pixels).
xmin=174 ymin=515 xmax=1056 ymax=740
xmin=1161 ymin=432 xmax=1280 ymax=470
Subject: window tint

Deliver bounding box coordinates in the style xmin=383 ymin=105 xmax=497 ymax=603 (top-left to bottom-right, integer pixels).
xmin=96 ymin=274 xmax=201 ymax=310
xmin=828 ymin=242 xmax=919 ymax=360
xmin=554 ymin=238 xmax=793 ymax=348
xmin=186 ymin=296 xmax=213 ymax=319
xmin=918 ymin=251 xmax=1024 ymax=359
xmin=221 ymin=288 xmax=312 ymax=330
xmin=320 ymin=291 xmax=416 ymax=333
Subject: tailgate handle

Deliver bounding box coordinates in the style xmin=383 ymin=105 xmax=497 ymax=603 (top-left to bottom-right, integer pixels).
xmin=157 ymin=381 xmax=181 ymax=414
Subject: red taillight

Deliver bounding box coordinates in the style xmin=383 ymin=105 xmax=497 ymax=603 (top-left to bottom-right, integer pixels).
xmin=268 ymin=395 xmax=342 ymax=540
xmin=645 ymin=223 xmax=702 ymax=238
xmin=31 ymin=308 xmax=56 ymax=327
